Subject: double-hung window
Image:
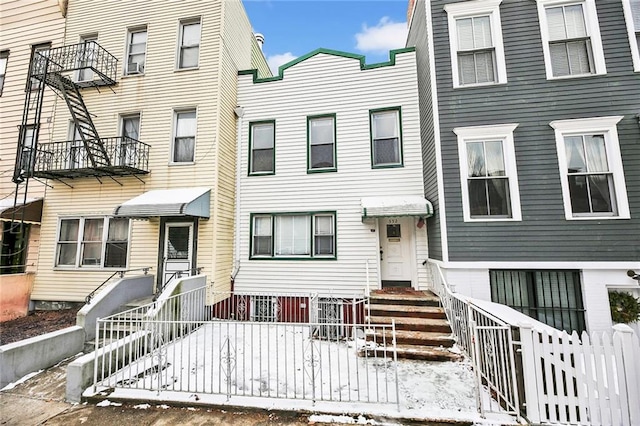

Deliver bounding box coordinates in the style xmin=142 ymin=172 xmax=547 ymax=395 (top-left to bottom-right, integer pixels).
xmin=444 ymin=0 xmax=507 ymax=87
xmin=120 ymin=113 xmax=140 ymax=166
xmin=622 ymin=0 xmax=640 ymax=71
xmin=537 ymin=0 xmax=606 ymax=78
xmin=126 ymin=27 xmax=147 ymax=75
xmin=172 ymin=110 xmax=196 ymax=163
xmin=19 ymin=125 xmax=36 ymax=174
xmin=56 ymin=217 xmax=130 ymax=268
xmin=250 ymin=213 xmax=336 ymax=259
xmin=550 ymin=116 xmax=629 ymax=219
xmin=308 ymin=114 xmax=336 ymax=172
xmin=370 ymin=107 xmax=403 ymax=168
xmin=454 ymin=124 xmax=521 ymax=221
xmin=178 ymin=19 xmax=201 ymax=69
xmin=0 ymin=50 xmax=8 ymax=96
xmin=249 ymin=121 xmax=275 ymax=175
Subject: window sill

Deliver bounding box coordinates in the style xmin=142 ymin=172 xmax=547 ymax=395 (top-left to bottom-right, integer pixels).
xmin=53 ymin=266 xmax=126 ymax=271
xmin=546 ymin=72 xmax=606 ymax=81
xmin=566 ymin=215 xmax=630 ymax=221
xmin=248 ymin=171 xmax=275 ymax=176
xmin=371 ymin=164 xmax=404 ymax=170
xmin=122 ymin=73 xmax=145 ymax=79
xmin=464 ymin=217 xmax=522 ymax=223
xmin=174 ymin=66 xmax=199 ymax=72
xmin=453 ymin=81 xmax=507 ymax=89
xmin=249 ymin=256 xmax=337 ymax=261
xmin=169 ymin=161 xmax=195 ymax=166
xmin=307 ymin=168 xmax=337 ymax=174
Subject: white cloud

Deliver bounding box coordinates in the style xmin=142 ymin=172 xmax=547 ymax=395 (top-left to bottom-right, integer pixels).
xmin=267 ymin=52 xmax=297 ymax=75
xmin=355 ymin=17 xmax=408 ymax=54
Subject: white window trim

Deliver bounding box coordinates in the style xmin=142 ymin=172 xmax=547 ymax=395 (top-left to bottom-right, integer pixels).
xmin=536 ymin=0 xmax=607 ymax=79
xmin=170 ymin=108 xmax=197 ymax=164
xmin=54 ymin=217 xmax=130 ymax=269
xmin=124 ymin=26 xmax=148 ymax=76
xmin=550 ymin=116 xmax=629 ymax=220
xmin=454 ymin=123 xmax=522 ymax=222
xmin=444 ymin=0 xmax=507 ymax=88
xmin=176 ymin=18 xmax=201 ymax=70
xmin=621 ymin=0 xmax=640 ymax=72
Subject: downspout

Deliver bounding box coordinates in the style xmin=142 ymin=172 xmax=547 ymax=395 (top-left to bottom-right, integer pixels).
xmin=231 ymin=106 xmax=245 ymax=284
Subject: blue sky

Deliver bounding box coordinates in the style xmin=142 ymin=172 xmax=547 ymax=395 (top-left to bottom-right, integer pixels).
xmin=241 ymin=0 xmax=410 ymax=74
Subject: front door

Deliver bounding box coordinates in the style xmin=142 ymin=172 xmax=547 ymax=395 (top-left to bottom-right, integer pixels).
xmin=163 ymin=222 xmax=194 ymax=285
xmin=379 ymin=217 xmax=414 ymax=288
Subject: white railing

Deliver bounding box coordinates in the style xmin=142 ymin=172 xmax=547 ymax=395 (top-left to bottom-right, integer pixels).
xmin=94 ymin=287 xmax=398 ymax=408
xmin=427 ymin=261 xmax=520 ymax=419
xmin=428 ymin=260 xmax=640 ymax=425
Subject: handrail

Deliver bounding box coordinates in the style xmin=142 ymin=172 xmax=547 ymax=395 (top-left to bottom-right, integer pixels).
xmin=85 ymin=267 xmax=151 ymax=304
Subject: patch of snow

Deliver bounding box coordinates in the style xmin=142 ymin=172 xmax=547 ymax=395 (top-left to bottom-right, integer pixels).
xmin=133 ymin=403 xmax=150 ymax=409
xmin=157 ymin=404 xmax=170 ymax=409
xmin=0 ymin=369 xmax=43 ymax=391
xmin=96 ymin=399 xmax=122 ymax=407
xmin=309 ymin=414 xmax=380 ymax=424
xmin=186 ymin=407 xmax=197 ymax=411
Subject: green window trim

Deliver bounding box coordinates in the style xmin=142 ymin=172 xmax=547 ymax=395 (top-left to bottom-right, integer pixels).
xmin=369 ymin=106 xmax=404 ymax=169
xmin=307 ymin=113 xmax=337 ymax=173
xmin=249 ymin=211 xmax=337 ymax=260
xmin=248 ymin=120 xmax=276 ymax=176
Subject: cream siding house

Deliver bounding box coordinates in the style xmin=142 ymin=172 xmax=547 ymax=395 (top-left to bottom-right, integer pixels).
xmin=27 ymin=0 xmax=269 ymax=303
xmin=0 ymin=1 xmax=65 ymax=305
xmin=235 ymin=49 xmax=432 ymax=298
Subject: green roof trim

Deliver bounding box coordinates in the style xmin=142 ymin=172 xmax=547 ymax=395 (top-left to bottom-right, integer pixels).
xmin=238 ymin=47 xmax=416 ymax=84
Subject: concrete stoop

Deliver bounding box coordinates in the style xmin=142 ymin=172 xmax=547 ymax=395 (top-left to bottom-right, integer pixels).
xmin=365 ymin=290 xmax=462 ymax=362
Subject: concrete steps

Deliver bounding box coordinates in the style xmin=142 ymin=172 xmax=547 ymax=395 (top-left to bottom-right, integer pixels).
xmin=366 ymin=289 xmax=462 ymax=362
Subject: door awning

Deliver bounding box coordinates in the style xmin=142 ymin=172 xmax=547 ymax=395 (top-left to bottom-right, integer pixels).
xmin=361 ymin=196 xmax=433 ymax=220
xmin=0 ymin=198 xmax=44 ymax=224
xmin=113 ymin=187 xmax=211 ymax=218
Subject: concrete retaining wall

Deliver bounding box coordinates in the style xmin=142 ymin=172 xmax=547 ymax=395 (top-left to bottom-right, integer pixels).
xmin=0 ymin=325 xmax=84 ymax=389
xmin=77 ymin=274 xmax=154 ymax=340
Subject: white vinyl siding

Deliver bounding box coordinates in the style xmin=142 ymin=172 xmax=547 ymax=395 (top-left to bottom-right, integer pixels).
xmin=622 ymin=0 xmax=640 ymax=71
xmin=454 ymin=124 xmax=522 ymax=222
xmin=550 ymin=116 xmax=629 ymax=220
xmin=536 ymin=0 xmax=606 ymax=79
xmin=236 ymin=50 xmax=429 ymax=296
xmin=444 ymin=0 xmax=507 ymax=88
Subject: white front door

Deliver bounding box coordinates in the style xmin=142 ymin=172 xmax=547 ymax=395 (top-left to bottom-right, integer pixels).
xmin=163 ymin=223 xmax=194 ymax=284
xmin=379 ymin=217 xmax=414 ymax=288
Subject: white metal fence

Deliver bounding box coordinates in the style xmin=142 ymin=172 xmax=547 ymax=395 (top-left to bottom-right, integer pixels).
xmin=428 ymin=261 xmax=640 ymax=425
xmin=94 ymin=287 xmax=399 ymax=408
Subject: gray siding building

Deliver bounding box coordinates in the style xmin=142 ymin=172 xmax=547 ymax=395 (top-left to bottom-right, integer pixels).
xmin=408 ymin=0 xmax=640 ymax=333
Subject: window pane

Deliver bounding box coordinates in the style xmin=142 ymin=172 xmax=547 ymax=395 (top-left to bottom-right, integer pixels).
xmin=182 ymin=22 xmax=201 ymax=46
xmin=468 ymin=180 xmax=489 ymax=216
xmin=466 ymin=142 xmax=486 ymax=177
xmin=254 ymin=216 xmax=272 ymax=236
xmin=485 ymin=141 xmax=505 ymax=176
xmin=108 ymin=218 xmax=129 ymax=241
xmin=568 ymin=174 xmax=591 ymax=213
xmin=632 ymin=0 xmax=640 ymax=28
xmin=373 ymin=112 xmax=397 ymax=139
xmin=180 ymin=46 xmax=199 ymax=68
xmin=275 ymin=215 xmax=310 ymax=256
xmin=59 ymin=219 xmax=79 ymax=240
xmin=310 ymin=118 xmax=334 ymax=144
xmin=57 ymin=244 xmax=77 ymax=265
xmin=252 ymin=124 xmax=274 ymax=149
xmin=83 ymin=219 xmax=103 ymax=241
xmin=457 ymin=18 xmax=474 ymax=50
xmin=167 ymin=227 xmax=190 ymax=259
xmin=546 ymin=6 xmax=568 ymax=40
xmin=473 ymin=16 xmax=493 ymax=48
xmin=588 ymin=174 xmax=614 ymax=213
xmin=315 ymin=215 xmax=333 ymax=235
xmin=253 ymin=216 xmax=272 ymax=256
xmin=550 ymin=42 xmax=571 ymax=76
xmin=252 ymin=149 xmax=273 ymax=172
xmin=174 ymin=137 xmax=195 ymax=162
xmin=563 ymin=4 xmax=587 ymax=38
xmin=474 ymin=50 xmax=495 ymax=83
xmin=131 ymin=31 xmax=147 ymax=46
xmin=584 ymin=134 xmax=608 ymax=172
xmin=374 ymin=138 xmax=399 ymax=165
xmin=82 ymin=242 xmax=102 ymax=265
xmin=122 ymin=116 xmax=140 ymax=140
xmin=176 ymin=112 xmax=196 ymax=136
xmin=487 ymin=178 xmax=511 ymax=216
xmin=310 ymin=144 xmax=334 ymax=168
xmin=565 ymin=136 xmax=586 ymax=172
xmin=567 ymin=40 xmax=591 ymax=74
xmin=253 ymin=236 xmax=272 ymax=256
xmin=105 ymin=242 xmax=127 ymax=267
xmin=314 ymin=236 xmax=334 ymax=255
xmin=458 ymin=53 xmax=477 ymax=85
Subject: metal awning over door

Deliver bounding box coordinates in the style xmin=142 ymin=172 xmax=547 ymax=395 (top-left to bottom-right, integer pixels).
xmin=361 ymin=196 xmax=433 ymax=220
xmin=0 ymin=198 xmax=43 ymax=224
xmin=113 ymin=187 xmax=210 ymax=218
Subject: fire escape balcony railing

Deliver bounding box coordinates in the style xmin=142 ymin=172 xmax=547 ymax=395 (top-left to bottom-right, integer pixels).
xmin=31 ymin=41 xmax=118 ymax=87
xmin=28 ymin=137 xmax=150 ymax=179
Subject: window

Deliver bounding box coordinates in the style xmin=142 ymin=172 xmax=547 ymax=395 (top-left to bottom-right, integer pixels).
xmin=370 ymin=107 xmax=403 ymax=168
xmin=490 ymin=270 xmax=586 ymax=333
xmin=550 ymin=116 xmax=630 ymax=220
xmin=453 ymin=123 xmax=521 ymax=221
xmin=28 ymin=42 xmax=51 ymax=91
xmin=536 ymin=0 xmax=606 ymax=78
xmin=19 ymin=126 xmax=36 ymax=174
xmin=0 ymin=50 xmax=8 ymax=96
xmin=622 ymin=0 xmax=640 ymax=72
xmin=251 ymin=296 xmax=278 ymax=322
xmin=249 ymin=121 xmax=275 ymax=175
xmin=308 ymin=114 xmax=336 ymax=172
xmin=120 ymin=114 xmax=140 ymax=166
xmin=444 ymin=0 xmax=507 ymax=87
xmin=172 ymin=110 xmax=196 ymax=163
xmin=126 ymin=27 xmax=147 ymax=75
xmin=178 ymin=19 xmax=201 ymax=69
xmin=250 ymin=213 xmax=336 ymax=259
xmin=77 ymin=34 xmax=97 ymax=82
xmin=314 ymin=298 xmax=344 ymax=339
xmin=56 ymin=217 xmax=130 ymax=268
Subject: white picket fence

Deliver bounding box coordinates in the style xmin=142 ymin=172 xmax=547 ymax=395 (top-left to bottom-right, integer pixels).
xmin=520 ymin=324 xmax=640 ymax=425
xmin=427 ymin=261 xmax=640 ymax=425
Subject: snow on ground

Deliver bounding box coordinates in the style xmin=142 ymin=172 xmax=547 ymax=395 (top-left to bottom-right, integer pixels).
xmin=92 ymin=322 xmax=517 ymax=424
xmin=1 ymin=370 xmax=43 ymax=391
